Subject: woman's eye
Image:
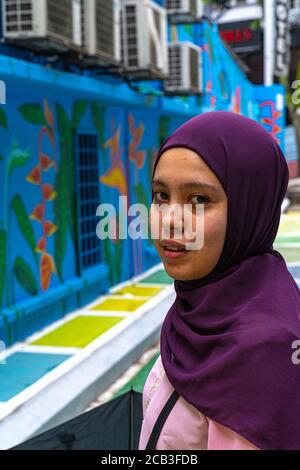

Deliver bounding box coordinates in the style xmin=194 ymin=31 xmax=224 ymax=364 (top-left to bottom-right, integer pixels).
xmin=152 ymin=192 xmax=209 ymax=204
xmin=190 ymin=195 xmax=209 ymax=204
xmin=152 ymin=191 xmax=168 ymax=202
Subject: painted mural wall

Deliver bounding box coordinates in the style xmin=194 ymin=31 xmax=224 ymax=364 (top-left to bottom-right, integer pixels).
xmin=0 ymin=18 xmax=286 ymax=344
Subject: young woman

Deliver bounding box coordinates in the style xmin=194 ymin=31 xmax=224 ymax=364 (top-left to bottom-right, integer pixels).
xmin=138 ymin=111 xmax=300 ymax=450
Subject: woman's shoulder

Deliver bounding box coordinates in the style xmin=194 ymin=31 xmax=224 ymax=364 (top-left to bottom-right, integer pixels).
xmin=140 ymin=354 xmax=209 ymax=450
xmin=142 ymin=353 xmax=165 ymax=415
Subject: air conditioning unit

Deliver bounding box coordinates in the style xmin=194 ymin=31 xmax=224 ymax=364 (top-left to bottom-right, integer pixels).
xmin=166 ymin=0 xmax=204 ymax=21
xmin=82 ymin=0 xmax=121 ymax=65
xmin=120 ymin=0 xmax=169 ymax=79
xmin=1 ymin=0 xmax=83 ymax=52
xmin=164 ymin=41 xmax=202 ymax=95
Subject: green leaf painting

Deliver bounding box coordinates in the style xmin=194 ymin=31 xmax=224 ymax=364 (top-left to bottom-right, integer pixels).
xmin=54 ymin=103 xmax=77 ymax=279
xmin=13 ymin=256 xmax=38 ymax=296
xmin=114 ymin=239 xmax=122 ymax=284
xmin=8 ymin=141 xmax=31 ymax=175
xmin=135 ymin=182 xmax=150 ymax=210
xmin=103 ymin=236 xmax=114 ymax=285
xmin=0 ymin=229 xmax=6 ymax=308
xmin=18 ymin=103 xmax=48 ymax=126
xmin=11 ymin=194 xmax=38 ymax=265
xmin=0 ymin=108 xmax=7 ymax=129
xmin=72 ymin=100 xmax=88 ymax=128
xmin=204 ymin=28 xmax=215 ymax=62
xmin=146 ymin=150 xmax=155 ymax=247
xmin=147 ymin=149 xmax=153 ymax=185
xmin=91 ymin=101 xmax=106 ymax=143
xmin=53 ymin=171 xmax=68 ymax=281
xmin=183 ymin=23 xmax=193 ymax=38
xmin=134 ymin=182 xmax=154 ymax=246
xmin=158 ymin=116 xmax=171 ymax=147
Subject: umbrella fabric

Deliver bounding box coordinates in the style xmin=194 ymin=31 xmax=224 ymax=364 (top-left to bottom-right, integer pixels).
xmin=11 ymin=390 xmax=143 ymax=450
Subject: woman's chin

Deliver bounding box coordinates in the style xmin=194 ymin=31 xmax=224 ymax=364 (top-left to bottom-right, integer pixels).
xmin=163 ymin=264 xmax=192 ymax=281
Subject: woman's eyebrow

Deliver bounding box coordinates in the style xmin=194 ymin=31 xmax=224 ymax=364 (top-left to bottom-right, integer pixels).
xmin=151 ymin=178 xmax=220 ymax=194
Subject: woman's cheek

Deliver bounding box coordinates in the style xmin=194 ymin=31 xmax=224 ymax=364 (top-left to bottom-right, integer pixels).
xmin=203 ymin=215 xmax=222 ymax=246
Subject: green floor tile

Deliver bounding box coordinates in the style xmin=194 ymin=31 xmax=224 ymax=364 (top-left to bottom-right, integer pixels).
xmin=30 ymin=316 xmax=124 ymax=348
xmin=275 ymin=236 xmax=300 ymax=243
xmin=139 ymin=270 xmax=174 ymax=285
xmin=111 ymin=285 xmax=163 ymax=297
xmin=277 ymin=215 xmax=300 ymax=234
xmin=274 ymin=246 xmax=300 ymax=263
xmin=90 ymin=298 xmax=147 ymax=312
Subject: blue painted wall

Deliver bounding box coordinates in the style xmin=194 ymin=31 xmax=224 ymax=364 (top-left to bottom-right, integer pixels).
xmin=0 ymin=17 xmax=286 ymax=346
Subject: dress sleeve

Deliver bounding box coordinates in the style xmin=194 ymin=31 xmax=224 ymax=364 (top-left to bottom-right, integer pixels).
xmin=207 ymin=418 xmax=260 ymax=450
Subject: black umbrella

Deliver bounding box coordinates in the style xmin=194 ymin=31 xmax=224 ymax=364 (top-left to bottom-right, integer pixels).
xmin=10 ymin=389 xmax=143 ymax=450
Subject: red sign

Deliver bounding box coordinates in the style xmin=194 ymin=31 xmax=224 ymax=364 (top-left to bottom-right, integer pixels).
xmin=219 ymin=27 xmax=253 ymax=44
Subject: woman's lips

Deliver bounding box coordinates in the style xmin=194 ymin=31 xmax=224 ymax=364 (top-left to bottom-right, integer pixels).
xmin=162 ymin=246 xmax=190 ymax=259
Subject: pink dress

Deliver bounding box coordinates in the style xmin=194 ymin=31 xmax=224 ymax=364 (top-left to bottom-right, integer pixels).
xmin=138 ymin=354 xmax=260 ymax=450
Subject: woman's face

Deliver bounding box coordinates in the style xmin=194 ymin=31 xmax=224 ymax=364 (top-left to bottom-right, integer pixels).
xmin=150 ymin=147 xmax=228 ymax=281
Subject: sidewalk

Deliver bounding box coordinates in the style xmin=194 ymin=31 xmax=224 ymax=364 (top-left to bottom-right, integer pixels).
xmin=0 ymin=264 xmax=175 ymax=449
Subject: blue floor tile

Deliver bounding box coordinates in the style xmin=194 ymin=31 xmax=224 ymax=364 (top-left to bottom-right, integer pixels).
xmin=0 ymin=351 xmax=72 ymax=402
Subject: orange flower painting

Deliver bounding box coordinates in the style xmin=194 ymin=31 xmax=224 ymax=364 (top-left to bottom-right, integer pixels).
xmin=26 ymin=98 xmax=58 ymax=291
xmin=100 ymin=119 xmax=128 ymax=196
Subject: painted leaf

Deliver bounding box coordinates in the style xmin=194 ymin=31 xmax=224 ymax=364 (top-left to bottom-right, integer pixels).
xmin=205 ymin=29 xmax=215 ymax=62
xmin=103 ymin=236 xmax=113 ymax=285
xmin=8 ymin=142 xmax=31 ymax=175
xmin=53 ymin=166 xmax=68 ymax=280
xmin=13 ymin=256 xmax=38 ymax=296
xmin=183 ymin=23 xmax=193 ymax=37
xmin=91 ymin=102 xmax=106 ymax=143
xmin=19 ymin=103 xmax=48 ymax=126
xmin=72 ymin=100 xmax=88 ymax=128
xmin=114 ymin=236 xmax=122 ymax=284
xmin=11 ymin=194 xmax=38 ymax=265
xmin=219 ymin=71 xmax=226 ymax=97
xmin=159 ymin=116 xmax=171 ymax=147
xmin=0 ymin=228 xmax=6 ymax=308
xmin=146 ymin=150 xmax=155 ymax=247
xmin=59 ymin=105 xmax=77 ymax=244
xmin=147 ymin=149 xmax=154 ymax=189
xmin=53 ymin=104 xmax=70 ymax=280
xmin=0 ymin=108 xmax=7 ymax=128
xmin=134 ymin=182 xmax=153 ymax=243
xmin=135 ymin=182 xmax=150 ymax=209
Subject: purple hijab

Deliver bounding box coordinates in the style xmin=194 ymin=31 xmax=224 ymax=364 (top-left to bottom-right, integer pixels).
xmin=152 ymin=111 xmax=300 ymax=450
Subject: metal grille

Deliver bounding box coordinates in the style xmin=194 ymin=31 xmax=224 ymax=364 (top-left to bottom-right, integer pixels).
xmin=75 ymin=131 xmax=102 ymax=271
xmin=47 ymin=0 xmax=73 ymax=41
xmin=165 ymin=45 xmax=181 ymax=87
xmin=124 ymin=4 xmax=138 ymax=67
xmin=96 ymin=0 xmax=114 ymax=57
xmin=165 ymin=0 xmax=183 ymax=12
xmin=190 ymin=0 xmax=197 ymax=17
xmin=189 ymin=47 xmax=199 ymax=90
xmin=81 ymin=0 xmax=85 ymax=46
xmin=4 ymin=0 xmax=33 ymax=33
